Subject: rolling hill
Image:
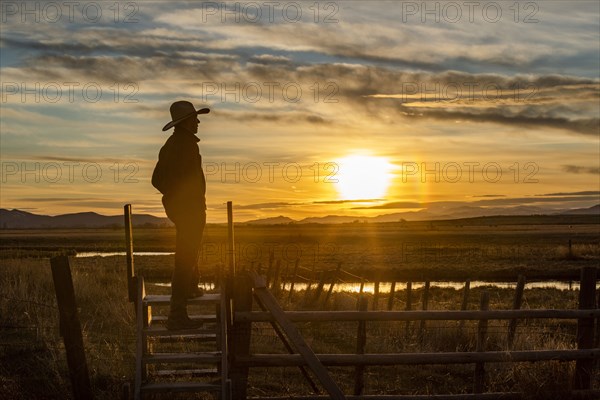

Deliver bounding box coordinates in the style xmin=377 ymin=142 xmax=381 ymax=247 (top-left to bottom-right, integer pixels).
xmin=0 ymin=204 xmax=598 ymax=229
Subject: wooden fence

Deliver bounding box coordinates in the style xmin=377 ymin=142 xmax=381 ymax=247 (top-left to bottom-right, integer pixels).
xmin=227 ymin=267 xmax=599 ymax=400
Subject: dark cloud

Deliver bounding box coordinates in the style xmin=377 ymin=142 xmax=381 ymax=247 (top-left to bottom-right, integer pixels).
xmin=561 ymin=165 xmax=600 ymax=174
xmin=217 ymin=110 xmax=332 ymax=125
xmin=16 ymin=197 xmax=75 ymax=202
xmin=472 ymin=196 xmax=600 ymax=206
xmin=60 ymin=200 xmax=134 ymax=209
xmin=399 ymin=108 xmax=599 ymax=136
xmin=3 ymin=20 xmax=598 ymax=140
xmin=538 ymin=191 xmax=600 ymax=197
xmin=234 ymin=202 xmax=300 ymax=210
xmin=351 ymin=201 xmax=424 ymax=210
xmin=364 ymin=196 xmax=599 ymax=211
xmin=313 ymin=199 xmax=384 ymax=204
xmin=30 ymin=155 xmax=147 ymax=164
xmin=247 ymin=54 xmax=292 ymax=65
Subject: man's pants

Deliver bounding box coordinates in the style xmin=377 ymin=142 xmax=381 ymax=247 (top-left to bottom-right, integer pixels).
xmin=165 ymin=205 xmax=206 ymax=316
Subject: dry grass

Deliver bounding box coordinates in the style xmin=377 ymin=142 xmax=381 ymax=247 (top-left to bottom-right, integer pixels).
xmin=0 ymin=222 xmax=598 ymax=399
xmin=243 ymin=284 xmax=594 ymax=398
xmin=0 ymin=257 xmax=136 ymax=400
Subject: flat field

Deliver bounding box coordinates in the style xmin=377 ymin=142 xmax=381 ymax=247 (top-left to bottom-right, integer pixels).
xmin=1 ymin=217 xmax=599 ymax=280
xmin=0 ymin=219 xmax=599 ymax=399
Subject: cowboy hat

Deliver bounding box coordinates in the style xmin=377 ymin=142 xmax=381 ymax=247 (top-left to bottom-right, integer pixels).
xmin=162 ymin=101 xmax=210 ymax=131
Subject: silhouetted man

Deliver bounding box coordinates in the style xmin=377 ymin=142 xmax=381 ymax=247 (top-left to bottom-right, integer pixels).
xmin=152 ymin=101 xmax=210 ymax=330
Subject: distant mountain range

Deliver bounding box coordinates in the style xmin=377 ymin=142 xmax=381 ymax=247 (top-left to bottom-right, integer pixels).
xmin=246 ymin=204 xmax=600 ymax=224
xmin=0 ymin=209 xmax=171 ymax=229
xmin=0 ymin=204 xmax=598 ymax=229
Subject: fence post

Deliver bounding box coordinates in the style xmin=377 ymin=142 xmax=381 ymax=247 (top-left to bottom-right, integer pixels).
xmin=573 ymin=267 xmax=597 ymax=390
xmin=227 ymin=201 xmax=235 ymax=280
xmin=323 ymin=263 xmax=341 ymax=307
xmin=595 ymin=290 xmax=600 ymax=349
xmin=230 ymin=273 xmax=253 ymax=400
xmin=354 ymin=296 xmax=368 ymax=396
xmin=124 ymin=204 xmax=135 ymax=303
xmin=266 ymin=250 xmax=275 ymax=286
xmin=387 ymin=281 xmax=396 ymax=311
xmin=418 ymin=281 xmax=430 ymax=345
xmin=311 ymin=271 xmax=326 ymax=305
xmin=358 ymin=278 xmax=365 ymax=295
xmin=226 ymin=201 xmax=236 ymax=344
xmin=372 ymin=280 xmax=380 ymax=311
xmin=405 ymin=281 xmax=412 ymax=337
xmin=507 ymin=275 xmax=526 ymax=349
xmin=288 ymin=258 xmax=300 ymax=303
xmin=474 ymin=290 xmax=489 ymax=394
xmin=271 ymin=260 xmax=282 ymax=295
xmin=50 ymin=256 xmax=94 ymax=400
xmin=459 ymin=280 xmax=470 ymax=333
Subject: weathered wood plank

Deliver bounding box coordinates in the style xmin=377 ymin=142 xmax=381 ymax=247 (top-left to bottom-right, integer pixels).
xmin=288 ymin=258 xmax=300 ymax=303
xmin=354 ymin=296 xmax=368 ymax=395
xmin=248 ymin=392 xmax=600 ymax=400
xmin=235 ymin=309 xmax=600 ymax=322
xmin=253 ymin=289 xmax=320 ymax=394
xmin=252 ymin=278 xmax=346 ymax=400
xmin=234 ymin=349 xmax=600 ymax=367
xmin=50 ymin=256 xmax=94 ymax=400
xmin=227 ymin=201 xmax=235 ymax=278
xmin=574 ymin=267 xmax=597 ymax=389
xmin=143 ymin=352 xmax=221 ymax=364
xmin=507 ymin=275 xmax=526 ymax=349
xmin=124 ymin=204 xmax=135 ymax=303
xmin=387 ymin=281 xmax=396 ymax=311
xmin=474 ymin=290 xmax=490 ymax=393
xmin=458 ymin=280 xmax=470 ymax=332
xmin=141 ymin=382 xmax=220 ymax=393
xmin=230 ymin=274 xmax=253 ymax=400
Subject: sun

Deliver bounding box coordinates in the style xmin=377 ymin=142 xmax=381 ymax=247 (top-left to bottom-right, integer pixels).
xmin=334 ymin=154 xmax=394 ymax=200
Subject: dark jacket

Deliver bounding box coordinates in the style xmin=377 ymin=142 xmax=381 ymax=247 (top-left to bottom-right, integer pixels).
xmin=152 ymin=130 xmax=206 ymax=216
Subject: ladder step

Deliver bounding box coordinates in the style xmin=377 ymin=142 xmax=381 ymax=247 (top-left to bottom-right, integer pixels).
xmin=151 ymin=314 xmax=217 ymax=323
xmin=144 ymin=352 xmax=221 ymax=364
xmin=152 ymin=368 xmax=218 ymax=377
xmin=140 ymin=382 xmax=221 ymax=393
xmin=145 ymin=325 xmax=217 ymax=337
xmin=144 ymin=293 xmax=220 ymax=306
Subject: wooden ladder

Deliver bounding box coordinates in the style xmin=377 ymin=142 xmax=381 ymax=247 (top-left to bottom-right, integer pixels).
xmin=133 ymin=276 xmax=230 ymax=399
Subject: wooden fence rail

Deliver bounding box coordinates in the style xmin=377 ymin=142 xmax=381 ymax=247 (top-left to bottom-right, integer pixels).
xmin=234 ymin=349 xmax=600 ymax=367
xmin=236 ymin=309 xmax=600 ymax=322
xmin=229 ymin=267 xmax=599 ymax=400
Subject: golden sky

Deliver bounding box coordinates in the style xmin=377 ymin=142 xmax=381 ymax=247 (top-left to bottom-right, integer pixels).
xmin=1 ymin=1 xmax=599 ymax=222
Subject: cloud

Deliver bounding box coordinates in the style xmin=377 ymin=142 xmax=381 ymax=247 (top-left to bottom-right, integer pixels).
xmin=216 ymin=110 xmax=332 ymax=125
xmin=351 ymin=201 xmax=424 ymax=210
xmin=15 ymin=197 xmax=75 ymax=202
xmin=400 ymin=109 xmax=599 ymax=137
xmin=248 ymin=54 xmax=292 ymax=65
xmin=313 ymin=199 xmax=384 ymax=204
xmin=472 ymin=195 xmax=600 ymax=206
xmin=561 ymin=165 xmax=600 ymax=174
xmin=4 ymin=24 xmax=598 ymax=138
xmin=538 ymin=191 xmax=600 ymax=197
xmin=1 ymin=1 xmax=598 ymax=218
xmin=358 ymin=195 xmax=600 ymax=211
xmin=230 ymin=202 xmax=301 ymax=210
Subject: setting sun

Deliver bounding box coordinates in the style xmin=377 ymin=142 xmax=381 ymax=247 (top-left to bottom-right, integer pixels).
xmin=334 ymin=154 xmax=394 ymax=200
